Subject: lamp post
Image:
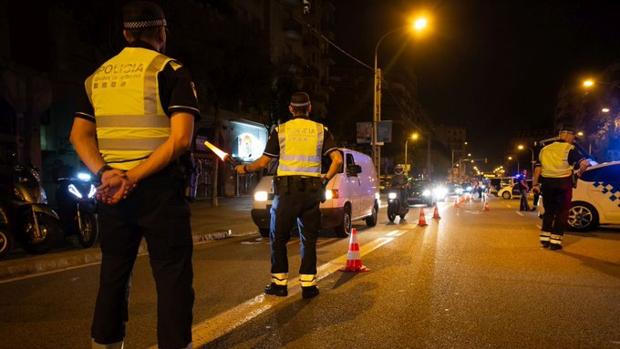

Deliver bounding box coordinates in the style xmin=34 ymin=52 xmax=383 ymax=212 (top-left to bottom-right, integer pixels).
xmin=517 ymin=144 xmax=534 ymax=177
xmin=404 ymin=132 xmax=419 ymax=171
xmin=372 ymin=15 xmax=429 ymax=177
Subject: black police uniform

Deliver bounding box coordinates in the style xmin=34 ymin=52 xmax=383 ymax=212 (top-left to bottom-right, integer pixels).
xmin=535 ymin=140 xmax=586 ymax=249
xmin=76 ymin=40 xmax=199 ymax=348
xmin=262 ymin=119 xmax=337 ymax=289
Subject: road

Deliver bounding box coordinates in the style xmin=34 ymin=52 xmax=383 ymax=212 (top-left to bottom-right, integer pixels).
xmin=0 ymin=196 xmax=619 ymax=348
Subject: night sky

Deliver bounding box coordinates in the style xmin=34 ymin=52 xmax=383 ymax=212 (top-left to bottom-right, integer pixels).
xmin=334 ymin=0 xmax=620 ymax=166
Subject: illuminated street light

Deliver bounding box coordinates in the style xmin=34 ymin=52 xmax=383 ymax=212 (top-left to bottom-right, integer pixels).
xmin=517 ymin=144 xmax=524 ymax=150
xmin=464 ymin=141 xmax=468 ymax=145
xmin=577 ymin=131 xmax=585 ymax=137
xmin=582 ymin=79 xmax=595 ymax=89
xmin=411 ymin=132 xmax=420 ymax=140
xmin=508 ymin=156 xmax=513 ymax=160
xmin=373 ymin=13 xmax=433 ymax=176
xmin=467 ymin=153 xmax=472 ymax=157
xmin=404 ymin=132 xmax=420 ymax=167
xmin=602 ymin=107 xmax=610 ymax=113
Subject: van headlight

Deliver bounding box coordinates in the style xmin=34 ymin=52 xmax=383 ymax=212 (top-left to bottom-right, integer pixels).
xmin=422 ymin=189 xmax=431 ymax=197
xmin=325 ymin=189 xmax=338 ymax=200
xmin=254 ymin=191 xmax=268 ymax=202
xmin=456 ymin=188 xmax=464 ymax=195
xmin=433 ymin=186 xmax=447 ymax=198
xmin=388 ymin=192 xmax=397 ymax=200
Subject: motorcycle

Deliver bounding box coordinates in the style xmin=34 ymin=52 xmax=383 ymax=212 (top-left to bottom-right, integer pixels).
xmin=387 ymin=189 xmax=409 ymax=223
xmin=0 ymin=164 xmax=61 ymax=256
xmin=55 ymin=171 xmax=99 ymax=248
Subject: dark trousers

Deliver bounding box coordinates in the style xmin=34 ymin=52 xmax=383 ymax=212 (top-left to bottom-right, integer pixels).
xmin=533 ymin=191 xmax=541 ymax=207
xmin=269 ymin=186 xmax=321 ymax=276
xmin=519 ymin=189 xmax=530 ymax=211
xmin=91 ymin=168 xmax=194 ymax=349
xmin=541 ymin=177 xmax=573 ymax=236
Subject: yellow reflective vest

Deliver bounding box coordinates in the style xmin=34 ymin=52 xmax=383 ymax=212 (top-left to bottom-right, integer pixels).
xmin=86 ymin=47 xmax=175 ymax=170
xmin=539 ymin=141 xmax=574 ymax=178
xmin=277 ymin=118 xmax=325 ymax=177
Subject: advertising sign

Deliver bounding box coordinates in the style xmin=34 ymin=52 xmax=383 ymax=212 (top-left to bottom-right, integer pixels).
xmin=356 ymin=122 xmax=372 ymax=144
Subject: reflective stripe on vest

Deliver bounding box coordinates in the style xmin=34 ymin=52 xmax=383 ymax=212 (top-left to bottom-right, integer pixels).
xmin=86 ymin=47 xmax=173 ymax=170
xmin=277 ymin=118 xmax=324 ymax=177
xmin=540 ymin=142 xmax=573 ymax=178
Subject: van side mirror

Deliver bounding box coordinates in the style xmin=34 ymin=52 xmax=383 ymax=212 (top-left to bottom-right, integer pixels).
xmin=347 ymin=164 xmax=362 ymax=176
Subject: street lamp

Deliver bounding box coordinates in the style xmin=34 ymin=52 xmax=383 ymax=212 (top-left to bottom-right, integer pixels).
xmin=602 ymin=107 xmax=610 ymax=113
xmin=582 ymin=78 xmax=595 ymax=89
xmin=507 ymin=155 xmax=519 ymax=173
xmin=373 ymin=14 xmax=430 ymax=176
xmin=517 ymin=144 xmax=535 ymax=176
xmin=404 ymin=132 xmax=419 ymax=170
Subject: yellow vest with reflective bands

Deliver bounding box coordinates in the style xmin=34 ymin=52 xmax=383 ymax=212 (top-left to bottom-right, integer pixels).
xmin=277 ymin=118 xmax=325 ymax=177
xmin=540 ymin=141 xmax=574 ymax=178
xmin=86 ymin=47 xmax=175 ymax=170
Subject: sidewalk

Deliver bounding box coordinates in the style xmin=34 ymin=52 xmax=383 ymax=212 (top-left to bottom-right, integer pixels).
xmin=0 ymin=196 xmax=256 ymax=282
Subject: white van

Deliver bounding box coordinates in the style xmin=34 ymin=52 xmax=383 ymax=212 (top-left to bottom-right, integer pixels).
xmin=251 ymin=148 xmax=380 ymax=237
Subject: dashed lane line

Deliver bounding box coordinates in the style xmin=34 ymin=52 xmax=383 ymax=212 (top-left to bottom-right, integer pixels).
xmin=515 ymin=211 xmax=525 ymax=217
xmin=154 ymin=229 xmax=405 ymax=349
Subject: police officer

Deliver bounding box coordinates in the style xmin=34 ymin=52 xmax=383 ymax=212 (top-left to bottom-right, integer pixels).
xmin=533 ymin=125 xmax=590 ymax=250
xmin=70 ymin=2 xmax=199 ymax=348
xmin=235 ymin=92 xmax=343 ymax=299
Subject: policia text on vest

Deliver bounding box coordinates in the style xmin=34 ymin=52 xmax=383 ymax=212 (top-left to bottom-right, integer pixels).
xmin=235 ymin=92 xmax=343 ymax=300
xmin=70 ymin=2 xmax=199 ymax=347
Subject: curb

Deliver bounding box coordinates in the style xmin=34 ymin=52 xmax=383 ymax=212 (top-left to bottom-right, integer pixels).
xmin=0 ymin=230 xmax=242 ymax=283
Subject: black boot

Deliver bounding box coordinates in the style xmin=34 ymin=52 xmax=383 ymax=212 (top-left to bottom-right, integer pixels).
xmin=549 ymin=243 xmax=562 ymax=251
xmin=264 ymin=283 xmax=288 ymax=297
xmin=302 ymin=286 xmax=319 ymax=299
xmin=541 ymin=241 xmax=550 ymax=248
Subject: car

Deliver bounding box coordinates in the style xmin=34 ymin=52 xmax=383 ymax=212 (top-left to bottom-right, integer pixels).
xmin=251 ymin=148 xmax=380 ymax=238
xmin=446 ymin=183 xmax=464 ymax=196
xmin=407 ymin=180 xmax=435 ymax=206
xmin=498 ymin=179 xmax=533 ymax=199
xmin=489 ymin=177 xmax=514 ymax=196
xmin=538 ymin=161 xmax=620 ymax=231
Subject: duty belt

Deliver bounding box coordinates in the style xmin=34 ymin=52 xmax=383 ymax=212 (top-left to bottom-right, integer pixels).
xmin=274 ymin=176 xmax=322 ymax=194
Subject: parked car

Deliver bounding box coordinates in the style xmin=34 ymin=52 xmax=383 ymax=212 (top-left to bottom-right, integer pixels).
xmin=538 ymin=161 xmax=620 ymax=231
xmin=251 ymin=148 xmax=380 ymax=238
xmin=498 ymin=179 xmax=533 ymax=199
xmin=489 ymin=177 xmax=514 ymax=196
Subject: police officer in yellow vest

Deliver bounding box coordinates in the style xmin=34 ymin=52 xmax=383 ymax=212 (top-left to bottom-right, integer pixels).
xmin=533 ymin=124 xmax=590 ymax=250
xmin=236 ymin=92 xmax=343 ymax=299
xmin=70 ymin=2 xmax=198 ymax=348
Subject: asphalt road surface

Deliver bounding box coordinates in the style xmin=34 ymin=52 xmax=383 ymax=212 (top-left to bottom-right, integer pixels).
xmin=1 ymin=196 xmax=619 ymax=348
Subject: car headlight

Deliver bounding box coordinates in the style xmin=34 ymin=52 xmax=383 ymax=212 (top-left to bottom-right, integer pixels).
xmin=422 ymin=189 xmax=431 ymax=197
xmin=88 ymin=184 xmax=97 ymax=199
xmin=254 ymin=191 xmax=268 ymax=202
xmin=77 ymin=172 xmax=92 ymax=182
xmin=388 ymin=192 xmax=397 ymax=200
xmin=455 ymin=188 xmax=464 ymax=195
xmin=466 ymin=186 xmax=473 ymax=191
xmin=433 ymin=186 xmax=447 ymax=198
xmin=68 ymin=184 xmax=83 ymax=199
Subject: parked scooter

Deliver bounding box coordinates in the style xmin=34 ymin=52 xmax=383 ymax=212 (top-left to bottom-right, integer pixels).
xmin=55 ymin=171 xmax=99 ymax=248
xmin=387 ymin=190 xmax=409 ymax=223
xmin=0 ymin=164 xmax=61 ymax=256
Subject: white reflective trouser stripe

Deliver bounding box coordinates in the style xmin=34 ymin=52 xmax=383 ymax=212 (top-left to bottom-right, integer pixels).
xmin=300 ymin=274 xmax=317 ymax=287
xmin=272 ymin=273 xmax=288 ymax=286
xmin=550 ymin=234 xmax=563 ymax=245
xmin=539 ymin=232 xmax=550 ymax=242
xmin=92 ymin=340 xmax=124 ymax=349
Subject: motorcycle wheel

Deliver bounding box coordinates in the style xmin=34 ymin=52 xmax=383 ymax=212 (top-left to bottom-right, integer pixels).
xmin=76 ymin=212 xmax=99 ymax=248
xmin=0 ymin=228 xmax=12 ymax=259
xmin=20 ymin=212 xmax=61 ymax=254
xmin=387 ymin=205 xmax=397 ymax=223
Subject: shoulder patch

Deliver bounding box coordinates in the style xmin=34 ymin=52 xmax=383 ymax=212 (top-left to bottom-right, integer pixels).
xmin=169 ymin=61 xmax=183 ymax=71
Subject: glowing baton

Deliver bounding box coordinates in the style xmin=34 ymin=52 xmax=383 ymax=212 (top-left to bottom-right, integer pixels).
xmin=203 ymin=140 xmax=238 ymax=166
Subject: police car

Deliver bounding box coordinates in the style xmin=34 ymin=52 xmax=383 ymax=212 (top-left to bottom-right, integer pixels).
xmin=538 ymin=161 xmax=620 ymax=231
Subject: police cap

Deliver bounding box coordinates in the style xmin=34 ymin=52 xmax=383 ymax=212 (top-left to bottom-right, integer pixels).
xmin=558 ymin=123 xmax=576 ymax=135
xmin=123 ymin=1 xmax=167 ymax=30
xmin=290 ymin=92 xmax=311 ymax=107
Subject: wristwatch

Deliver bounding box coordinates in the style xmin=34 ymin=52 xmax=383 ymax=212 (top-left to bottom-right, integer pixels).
xmin=95 ymin=164 xmax=113 ymax=185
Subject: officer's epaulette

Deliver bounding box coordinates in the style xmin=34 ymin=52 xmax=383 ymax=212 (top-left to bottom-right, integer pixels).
xmin=169 ymin=60 xmax=183 ymax=71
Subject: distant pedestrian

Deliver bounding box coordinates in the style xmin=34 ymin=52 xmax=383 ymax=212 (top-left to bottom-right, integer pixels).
xmin=518 ymin=170 xmax=530 ymax=211
xmin=533 ymin=124 xmax=590 ymax=250
xmin=70 ymin=1 xmax=199 ymax=347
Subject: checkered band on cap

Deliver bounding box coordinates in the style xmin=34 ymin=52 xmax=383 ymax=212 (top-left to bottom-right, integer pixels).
xmin=123 ymin=18 xmax=167 ymax=29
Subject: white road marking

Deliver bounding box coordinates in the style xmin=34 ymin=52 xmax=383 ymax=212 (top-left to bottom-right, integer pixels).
xmin=515 ymin=211 xmax=525 ymax=217
xmin=161 ymin=229 xmax=404 ymax=349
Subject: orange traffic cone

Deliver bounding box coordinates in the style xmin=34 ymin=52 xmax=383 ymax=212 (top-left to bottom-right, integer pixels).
xmin=483 ymin=201 xmax=490 ymax=211
xmin=432 ymin=204 xmax=441 ymax=219
xmin=340 ymin=228 xmax=369 ymax=272
xmin=418 ymin=207 xmax=428 ymax=226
